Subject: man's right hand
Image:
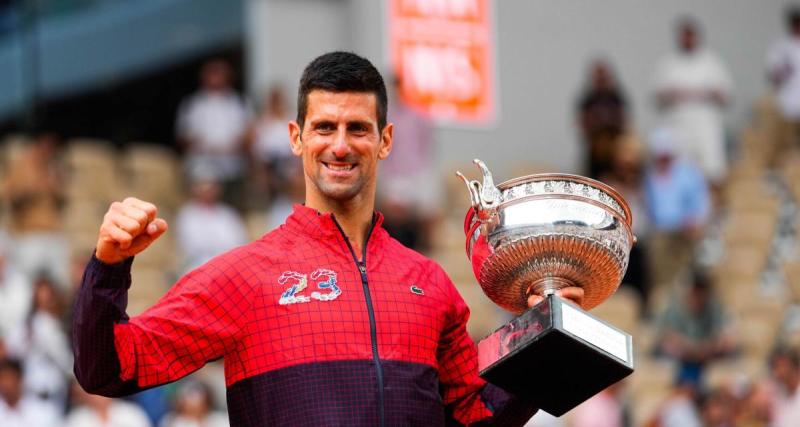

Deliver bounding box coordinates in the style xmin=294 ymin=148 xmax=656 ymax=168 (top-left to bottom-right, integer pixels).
xmin=95 ymin=197 xmax=168 ymax=265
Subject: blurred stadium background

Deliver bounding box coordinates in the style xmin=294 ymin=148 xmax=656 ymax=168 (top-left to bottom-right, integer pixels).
xmin=1 ymin=1 xmax=799 ymax=426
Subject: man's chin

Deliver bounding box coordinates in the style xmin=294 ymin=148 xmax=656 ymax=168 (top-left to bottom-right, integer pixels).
xmin=317 ymin=183 xmax=364 ymax=202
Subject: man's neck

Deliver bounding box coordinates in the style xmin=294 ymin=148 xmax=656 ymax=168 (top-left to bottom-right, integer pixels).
xmin=307 ymin=197 xmax=375 ymax=260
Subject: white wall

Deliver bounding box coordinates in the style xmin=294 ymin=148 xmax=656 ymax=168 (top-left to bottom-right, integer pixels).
xmin=246 ymin=0 xmax=789 ymax=180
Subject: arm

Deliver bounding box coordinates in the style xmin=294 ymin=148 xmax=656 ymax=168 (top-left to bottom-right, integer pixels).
xmin=72 ymin=197 xmax=251 ymax=396
xmin=436 ymin=268 xmax=538 ymax=426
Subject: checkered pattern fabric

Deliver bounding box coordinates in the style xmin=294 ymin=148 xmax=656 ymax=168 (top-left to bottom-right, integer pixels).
xmin=73 ymin=204 xmax=538 ymax=426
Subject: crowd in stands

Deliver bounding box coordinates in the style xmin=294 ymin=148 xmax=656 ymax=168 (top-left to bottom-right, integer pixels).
xmin=0 ymin=8 xmax=799 ymax=427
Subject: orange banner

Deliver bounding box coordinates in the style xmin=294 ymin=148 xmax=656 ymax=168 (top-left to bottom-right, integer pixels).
xmin=388 ymin=0 xmax=496 ymax=125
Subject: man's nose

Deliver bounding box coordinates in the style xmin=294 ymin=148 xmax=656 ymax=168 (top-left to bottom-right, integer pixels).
xmin=330 ymin=129 xmax=350 ymax=158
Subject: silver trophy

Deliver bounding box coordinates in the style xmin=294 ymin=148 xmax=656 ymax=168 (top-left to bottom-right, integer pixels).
xmin=457 ymin=159 xmax=635 ymax=416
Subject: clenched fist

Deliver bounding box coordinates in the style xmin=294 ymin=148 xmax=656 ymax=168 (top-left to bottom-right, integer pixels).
xmin=95 ymin=197 xmax=168 ymax=265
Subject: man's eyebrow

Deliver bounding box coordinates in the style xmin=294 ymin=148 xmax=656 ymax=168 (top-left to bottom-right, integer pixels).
xmin=347 ymin=120 xmax=373 ymax=128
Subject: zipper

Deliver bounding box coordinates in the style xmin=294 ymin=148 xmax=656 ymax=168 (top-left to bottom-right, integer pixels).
xmin=331 ymin=215 xmax=384 ymax=427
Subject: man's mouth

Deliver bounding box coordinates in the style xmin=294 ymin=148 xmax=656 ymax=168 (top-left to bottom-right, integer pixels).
xmin=323 ymin=162 xmax=356 ymax=172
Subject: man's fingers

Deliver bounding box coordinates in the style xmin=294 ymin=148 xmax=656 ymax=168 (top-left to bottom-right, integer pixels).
xmin=526 ymin=287 xmax=585 ymax=309
xmin=100 ymin=224 xmax=134 ymax=249
xmin=128 ymin=218 xmax=168 ymax=254
xmin=556 ymin=287 xmax=585 ymax=307
xmin=123 ymin=197 xmax=158 ymax=224
xmin=110 ymin=213 xmax=143 ymax=236
xmin=527 ymin=294 xmax=544 ymax=308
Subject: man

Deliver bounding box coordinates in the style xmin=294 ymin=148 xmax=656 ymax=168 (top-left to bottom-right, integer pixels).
xmin=643 ymin=127 xmax=710 ymax=290
xmin=653 ymin=17 xmax=733 ymax=185
xmin=73 ymin=51 xmax=582 ymax=426
xmin=176 ymin=59 xmax=250 ymax=206
xmin=0 ymin=358 xmax=60 ymax=427
xmin=767 ymin=7 xmax=800 ymax=155
xmin=576 ymin=58 xmax=629 ymax=179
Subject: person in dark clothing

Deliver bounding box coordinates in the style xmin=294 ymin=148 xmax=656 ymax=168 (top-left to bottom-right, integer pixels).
xmin=577 ymin=58 xmax=629 ymax=179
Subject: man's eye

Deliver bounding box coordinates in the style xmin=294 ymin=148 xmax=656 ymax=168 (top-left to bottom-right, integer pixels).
xmin=316 ymin=124 xmax=335 ymax=132
xmin=349 ymin=124 xmax=368 ymax=134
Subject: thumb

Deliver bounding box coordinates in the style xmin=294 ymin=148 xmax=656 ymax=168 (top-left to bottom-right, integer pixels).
xmin=146 ymin=218 xmax=168 ymax=238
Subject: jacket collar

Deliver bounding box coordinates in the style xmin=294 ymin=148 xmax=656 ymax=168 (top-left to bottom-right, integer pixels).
xmin=285 ymin=204 xmax=386 ymax=241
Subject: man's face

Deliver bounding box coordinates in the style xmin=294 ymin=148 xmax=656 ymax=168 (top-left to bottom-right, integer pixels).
xmin=289 ymin=90 xmax=392 ymax=207
xmin=679 ymin=27 xmax=698 ymax=52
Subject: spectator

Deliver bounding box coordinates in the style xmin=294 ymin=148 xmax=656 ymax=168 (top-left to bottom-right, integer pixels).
xmin=767 ymin=6 xmax=800 ymax=154
xmin=767 ymin=346 xmax=800 ymax=427
xmin=66 ymin=380 xmax=152 ymax=427
xmin=654 ymin=269 xmax=736 ymax=388
xmin=159 ymin=380 xmax=228 ymax=427
xmin=176 ymin=59 xmax=250 ymax=207
xmin=735 ymin=380 xmax=773 ymax=427
xmin=246 ymin=84 xmax=296 ymax=204
xmin=571 ymin=381 xmax=628 ymax=427
xmin=653 ymin=17 xmax=733 ymax=185
xmin=0 ymin=236 xmax=31 ymax=337
xmin=698 ymin=386 xmax=738 ymax=427
xmin=648 ymin=380 xmax=702 ymax=427
xmin=644 ymin=128 xmax=710 ymax=289
xmin=378 ymin=76 xmax=441 ymax=252
xmin=600 ymin=134 xmax=651 ymax=313
xmin=5 ymin=275 xmax=73 ymax=413
xmin=1 ymin=132 xmax=69 ymax=286
xmin=577 ymin=58 xmax=630 ymax=178
xmin=175 ymin=169 xmax=248 ymax=273
xmin=0 ymin=358 xmax=59 ymax=427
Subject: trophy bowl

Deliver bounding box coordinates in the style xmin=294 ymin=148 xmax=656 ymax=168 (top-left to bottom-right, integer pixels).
xmin=459 ymin=160 xmax=634 ymax=315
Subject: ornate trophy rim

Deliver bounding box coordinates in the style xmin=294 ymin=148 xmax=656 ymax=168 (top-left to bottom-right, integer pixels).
xmin=496 ymin=173 xmax=632 ymax=226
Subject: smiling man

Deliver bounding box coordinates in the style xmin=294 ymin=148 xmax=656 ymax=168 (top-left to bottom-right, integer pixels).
xmin=73 ymin=52 xmax=581 ymax=426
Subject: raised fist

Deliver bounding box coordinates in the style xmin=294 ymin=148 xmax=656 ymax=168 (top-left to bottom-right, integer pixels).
xmin=95 ymin=197 xmax=168 ymax=265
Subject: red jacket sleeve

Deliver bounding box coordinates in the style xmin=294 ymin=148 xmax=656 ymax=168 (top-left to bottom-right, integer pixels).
xmin=73 ymin=253 xmax=252 ymax=395
xmin=435 ymin=267 xmax=538 ymax=426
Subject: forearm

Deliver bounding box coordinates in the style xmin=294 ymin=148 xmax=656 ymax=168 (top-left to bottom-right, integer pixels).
xmin=72 ymin=254 xmax=141 ymax=396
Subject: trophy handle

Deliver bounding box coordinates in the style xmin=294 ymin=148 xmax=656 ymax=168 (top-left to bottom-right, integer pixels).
xmin=456 ymin=159 xmax=502 ymax=221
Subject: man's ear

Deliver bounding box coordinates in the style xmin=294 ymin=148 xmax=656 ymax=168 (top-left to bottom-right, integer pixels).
xmin=378 ymin=123 xmax=393 ymax=160
xmin=288 ymin=121 xmax=303 ymax=156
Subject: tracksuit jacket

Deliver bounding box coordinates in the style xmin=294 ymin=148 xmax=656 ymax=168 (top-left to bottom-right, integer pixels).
xmin=73 ymin=204 xmax=537 ymax=426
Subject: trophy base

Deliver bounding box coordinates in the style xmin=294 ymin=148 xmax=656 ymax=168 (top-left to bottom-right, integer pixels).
xmin=478 ymin=294 xmax=634 ymax=416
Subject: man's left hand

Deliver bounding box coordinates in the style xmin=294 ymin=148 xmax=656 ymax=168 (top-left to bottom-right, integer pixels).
xmin=527 ymin=287 xmax=585 ymax=308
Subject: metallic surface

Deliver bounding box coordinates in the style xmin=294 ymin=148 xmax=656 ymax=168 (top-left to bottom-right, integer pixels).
xmin=458 ymin=160 xmax=634 ymax=314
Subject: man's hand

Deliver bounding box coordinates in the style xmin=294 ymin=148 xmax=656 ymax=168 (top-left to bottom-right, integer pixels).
xmin=95 ymin=197 xmax=168 ymax=265
xmin=527 ymin=287 xmax=585 ymax=308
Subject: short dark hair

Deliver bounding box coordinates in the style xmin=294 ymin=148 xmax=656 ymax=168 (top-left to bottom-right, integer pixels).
xmin=296 ymin=51 xmax=388 ymax=131
xmin=676 ymin=15 xmax=701 ymax=35
xmin=787 ymin=6 xmax=800 ymax=30
xmin=770 ymin=345 xmax=800 ymax=369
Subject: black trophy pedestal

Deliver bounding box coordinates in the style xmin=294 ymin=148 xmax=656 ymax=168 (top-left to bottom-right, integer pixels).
xmin=477 ymin=294 xmax=634 ymax=416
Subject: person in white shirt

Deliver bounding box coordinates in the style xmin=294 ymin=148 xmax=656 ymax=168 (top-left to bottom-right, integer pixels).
xmin=159 ymin=380 xmax=228 ymax=427
xmin=0 ymin=241 xmax=31 ymax=337
xmin=176 ymin=59 xmax=250 ymax=206
xmin=768 ymin=347 xmax=800 ymax=427
xmin=67 ymin=380 xmax=152 ymax=427
xmin=767 ymin=7 xmax=800 ymax=153
xmin=654 ymin=17 xmax=733 ymax=185
xmin=0 ymin=358 xmax=60 ymax=427
xmin=5 ymin=275 xmax=73 ymax=414
xmin=247 ymin=85 xmax=296 ymax=201
xmin=175 ymin=170 xmax=248 ymax=274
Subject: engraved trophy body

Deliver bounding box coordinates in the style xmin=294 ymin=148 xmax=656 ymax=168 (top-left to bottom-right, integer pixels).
xmin=457 ymin=159 xmax=635 ymax=416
